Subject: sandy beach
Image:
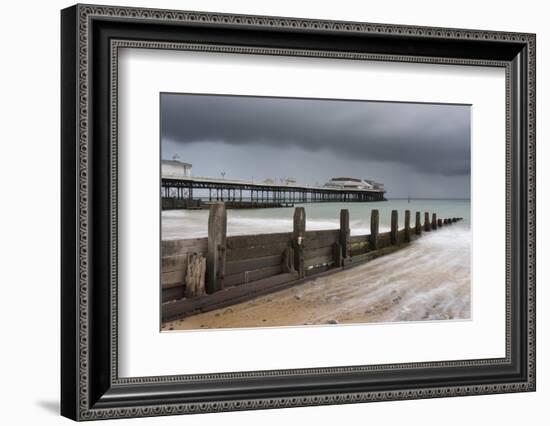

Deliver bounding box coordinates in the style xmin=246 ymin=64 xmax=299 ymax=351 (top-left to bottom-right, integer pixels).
xmin=162 ymin=224 xmax=471 ymax=331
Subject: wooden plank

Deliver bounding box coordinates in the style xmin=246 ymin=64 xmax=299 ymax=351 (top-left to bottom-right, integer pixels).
xmin=161 ymin=254 xmax=189 ymax=273
xmin=161 ymin=238 xmax=208 ymax=256
xmin=377 ymin=233 xmax=392 ymax=249
xmin=349 ymin=240 xmax=369 ymax=251
xmin=306 ymin=229 xmax=339 ymax=240
xmin=162 ymin=285 xmax=185 ymax=303
xmin=304 ymin=245 xmax=333 ymax=260
xmin=305 ymin=254 xmax=334 ymax=268
xmin=378 ymin=232 xmax=391 ymax=242
xmin=350 ymin=248 xmax=368 ymax=257
xmin=224 ymin=264 xmax=283 ymax=287
xmin=161 ymin=269 xmax=186 ymax=287
xmin=225 ymin=254 xmax=282 ymax=275
xmin=398 ymin=229 xmax=406 ymax=240
xmin=162 ymin=272 xmax=299 ymax=321
xmin=226 ymin=243 xmax=287 ymax=261
xmin=349 ymin=235 xmax=368 ymax=243
xmin=303 ymin=236 xmax=339 ymax=250
xmin=227 ymin=232 xmax=292 ymax=249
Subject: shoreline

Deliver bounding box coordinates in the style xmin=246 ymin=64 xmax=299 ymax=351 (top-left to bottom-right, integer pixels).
xmin=162 ymin=226 xmax=471 ymax=331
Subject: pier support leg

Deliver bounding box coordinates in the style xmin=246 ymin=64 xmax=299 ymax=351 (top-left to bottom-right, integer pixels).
xmin=431 ymin=213 xmax=437 ymax=230
xmin=293 ymin=207 xmax=306 ymax=278
xmin=206 ymin=202 xmax=226 ymax=294
xmin=437 ymin=218 xmax=443 ymax=227
xmin=340 ymin=209 xmax=350 ymax=260
xmin=390 ymin=210 xmax=398 ymax=245
xmin=370 ymin=209 xmax=379 ymax=250
xmin=404 ymin=210 xmax=411 ymax=242
xmin=424 ymin=212 xmax=431 ymax=232
xmin=415 ymin=211 xmax=422 ymax=235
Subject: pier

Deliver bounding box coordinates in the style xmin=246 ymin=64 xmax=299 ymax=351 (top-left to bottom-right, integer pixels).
xmin=161 ymin=175 xmax=386 ymax=209
xmin=161 ymin=203 xmax=463 ymax=322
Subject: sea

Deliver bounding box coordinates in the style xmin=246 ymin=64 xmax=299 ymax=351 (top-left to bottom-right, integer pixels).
xmin=161 ymin=199 xmax=470 ymax=240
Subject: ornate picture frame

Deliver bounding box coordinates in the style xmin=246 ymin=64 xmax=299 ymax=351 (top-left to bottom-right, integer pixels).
xmin=61 ymin=4 xmax=535 ymax=420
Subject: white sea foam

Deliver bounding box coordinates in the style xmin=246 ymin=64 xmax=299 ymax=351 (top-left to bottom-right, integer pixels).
xmin=270 ymin=224 xmax=472 ymax=323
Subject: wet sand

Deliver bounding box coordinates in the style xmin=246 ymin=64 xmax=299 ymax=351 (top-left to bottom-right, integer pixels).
xmin=162 ymin=226 xmax=471 ymax=331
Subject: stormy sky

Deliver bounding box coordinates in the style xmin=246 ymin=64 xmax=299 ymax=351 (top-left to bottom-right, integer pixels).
xmin=161 ymin=93 xmax=471 ymax=199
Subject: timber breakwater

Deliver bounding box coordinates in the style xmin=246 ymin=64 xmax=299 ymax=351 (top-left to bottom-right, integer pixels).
xmin=161 ymin=202 xmax=463 ymax=322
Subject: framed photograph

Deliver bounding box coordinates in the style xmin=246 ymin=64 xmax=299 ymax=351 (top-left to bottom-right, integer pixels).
xmin=61 ymin=4 xmax=536 ymax=421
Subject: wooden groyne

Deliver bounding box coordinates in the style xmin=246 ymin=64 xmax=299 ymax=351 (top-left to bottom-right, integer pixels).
xmin=161 ymin=203 xmax=463 ymax=322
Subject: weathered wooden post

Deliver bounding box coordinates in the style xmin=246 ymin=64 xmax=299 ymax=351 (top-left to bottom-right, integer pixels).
xmin=340 ymin=209 xmax=350 ymax=260
xmin=437 ymin=218 xmax=443 ymax=227
xmin=415 ymin=211 xmax=421 ymax=235
xmin=370 ymin=209 xmax=379 ymax=250
xmin=185 ymin=253 xmax=206 ymax=298
xmin=431 ymin=213 xmax=437 ymax=230
xmin=424 ymin=212 xmax=431 ymax=232
xmin=206 ymin=202 xmax=227 ymax=294
xmin=293 ymin=207 xmax=306 ymax=278
xmin=390 ymin=210 xmax=398 ymax=245
xmin=404 ymin=210 xmax=411 ymax=242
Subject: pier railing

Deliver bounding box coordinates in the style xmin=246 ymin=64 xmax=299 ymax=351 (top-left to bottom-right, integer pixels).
xmin=161 ymin=202 xmax=463 ymax=322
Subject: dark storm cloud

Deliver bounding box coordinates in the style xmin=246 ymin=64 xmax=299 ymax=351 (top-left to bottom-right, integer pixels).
xmin=161 ymin=93 xmax=470 ymax=177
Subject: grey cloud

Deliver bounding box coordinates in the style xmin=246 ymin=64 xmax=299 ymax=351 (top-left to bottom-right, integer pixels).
xmin=161 ymin=93 xmax=471 ymax=177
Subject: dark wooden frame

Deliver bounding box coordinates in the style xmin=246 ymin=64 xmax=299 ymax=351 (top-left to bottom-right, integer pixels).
xmin=61 ymin=4 xmax=536 ymax=421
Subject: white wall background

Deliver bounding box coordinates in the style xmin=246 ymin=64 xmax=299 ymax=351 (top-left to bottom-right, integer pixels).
xmin=0 ymin=0 xmax=546 ymax=424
